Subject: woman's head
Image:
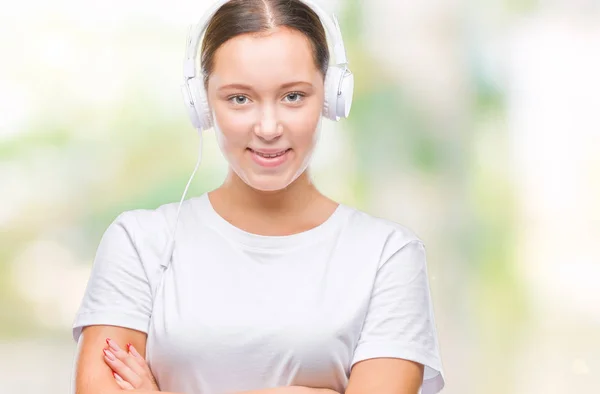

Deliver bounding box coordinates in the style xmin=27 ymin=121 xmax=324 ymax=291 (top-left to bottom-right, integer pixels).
xmin=200 ymin=0 xmax=330 ymax=192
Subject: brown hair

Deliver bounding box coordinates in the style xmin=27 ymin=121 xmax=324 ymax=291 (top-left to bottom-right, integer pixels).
xmin=200 ymin=0 xmax=330 ymax=89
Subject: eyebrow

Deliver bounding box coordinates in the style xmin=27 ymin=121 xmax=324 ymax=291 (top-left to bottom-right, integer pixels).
xmin=218 ymin=81 xmax=314 ymax=91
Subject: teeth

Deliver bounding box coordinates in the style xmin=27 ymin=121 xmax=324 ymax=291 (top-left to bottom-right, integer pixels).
xmin=254 ymin=149 xmax=287 ymax=158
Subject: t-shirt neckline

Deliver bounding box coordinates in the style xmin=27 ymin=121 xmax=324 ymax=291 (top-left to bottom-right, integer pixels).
xmin=195 ymin=192 xmax=349 ymax=251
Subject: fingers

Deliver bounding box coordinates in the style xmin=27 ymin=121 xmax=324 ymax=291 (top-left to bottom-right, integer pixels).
xmin=105 ymin=338 xmax=147 ymax=378
xmin=127 ymin=343 xmax=148 ymax=369
xmin=103 ymin=338 xmax=158 ymax=390
xmin=103 ymin=347 xmax=142 ymax=388
xmin=114 ymin=372 xmax=135 ymax=390
xmin=126 ymin=343 xmax=159 ymax=389
xmin=127 ymin=343 xmax=150 ymax=371
xmin=127 ymin=343 xmax=156 ymax=383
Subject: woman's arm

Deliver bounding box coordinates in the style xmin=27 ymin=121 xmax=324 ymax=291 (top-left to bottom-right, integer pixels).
xmin=110 ymin=389 xmax=336 ymax=394
xmin=90 ymin=336 xmax=340 ymax=394
xmin=345 ymin=358 xmax=423 ymax=394
xmin=72 ymin=325 xmax=150 ymax=394
xmin=236 ymin=389 xmax=339 ymax=394
xmin=112 ymin=387 xmax=338 ymax=394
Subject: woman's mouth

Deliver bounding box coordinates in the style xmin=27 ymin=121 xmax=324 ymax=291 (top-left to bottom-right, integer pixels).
xmin=247 ymin=148 xmax=292 ymax=168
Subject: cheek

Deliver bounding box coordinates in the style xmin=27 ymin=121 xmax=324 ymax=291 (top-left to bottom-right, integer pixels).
xmin=285 ymin=113 xmax=322 ymax=150
xmin=212 ymin=104 xmax=253 ymax=147
xmin=280 ymin=95 xmax=323 ymax=144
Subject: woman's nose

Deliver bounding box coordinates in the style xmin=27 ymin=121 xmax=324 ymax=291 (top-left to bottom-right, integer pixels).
xmin=254 ymin=109 xmax=283 ymax=141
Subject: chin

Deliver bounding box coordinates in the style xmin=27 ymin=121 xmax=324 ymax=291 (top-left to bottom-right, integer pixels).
xmin=239 ymin=169 xmax=300 ymax=192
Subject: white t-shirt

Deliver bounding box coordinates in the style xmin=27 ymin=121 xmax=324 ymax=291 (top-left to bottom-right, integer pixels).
xmin=73 ymin=192 xmax=445 ymax=394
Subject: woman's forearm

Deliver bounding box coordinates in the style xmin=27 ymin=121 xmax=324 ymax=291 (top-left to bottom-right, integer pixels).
xmin=235 ymin=388 xmax=339 ymax=394
xmin=99 ymin=386 xmax=338 ymax=394
xmin=96 ymin=385 xmax=338 ymax=394
xmin=101 ymin=391 xmax=182 ymax=394
xmin=97 ymin=390 xmax=182 ymax=394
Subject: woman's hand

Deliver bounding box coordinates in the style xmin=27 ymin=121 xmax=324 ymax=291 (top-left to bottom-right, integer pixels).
xmin=103 ymin=338 xmax=159 ymax=391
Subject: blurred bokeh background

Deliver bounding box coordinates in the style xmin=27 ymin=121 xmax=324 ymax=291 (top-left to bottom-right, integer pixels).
xmin=1 ymin=0 xmax=599 ymax=392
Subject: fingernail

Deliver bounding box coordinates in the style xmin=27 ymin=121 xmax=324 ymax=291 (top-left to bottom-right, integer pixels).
xmin=103 ymin=348 xmax=116 ymax=361
xmin=113 ymin=372 xmax=123 ymax=382
xmin=106 ymin=338 xmax=121 ymax=352
xmin=128 ymin=343 xmax=142 ymax=358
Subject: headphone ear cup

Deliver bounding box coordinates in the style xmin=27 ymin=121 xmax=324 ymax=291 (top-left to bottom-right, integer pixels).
xmin=338 ymin=69 xmax=354 ymax=119
xmin=322 ymin=66 xmax=354 ymax=121
xmin=322 ymin=66 xmax=342 ymax=121
xmin=181 ymin=82 xmax=202 ymax=129
xmin=188 ymin=77 xmax=213 ymax=131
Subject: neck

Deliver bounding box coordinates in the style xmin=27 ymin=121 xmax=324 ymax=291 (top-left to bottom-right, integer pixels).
xmin=215 ymin=169 xmax=320 ymax=215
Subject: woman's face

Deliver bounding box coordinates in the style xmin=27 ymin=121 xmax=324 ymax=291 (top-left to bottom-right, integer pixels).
xmin=206 ymin=26 xmax=325 ymax=192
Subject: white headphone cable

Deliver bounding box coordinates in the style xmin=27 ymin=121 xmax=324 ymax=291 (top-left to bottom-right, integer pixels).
xmin=159 ymin=129 xmax=204 ymax=269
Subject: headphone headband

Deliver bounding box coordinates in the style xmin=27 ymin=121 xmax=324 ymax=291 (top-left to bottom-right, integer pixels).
xmin=183 ymin=0 xmax=348 ymax=80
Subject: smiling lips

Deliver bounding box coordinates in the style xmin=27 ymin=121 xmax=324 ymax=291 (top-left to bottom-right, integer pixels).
xmin=248 ymin=148 xmax=292 ymax=167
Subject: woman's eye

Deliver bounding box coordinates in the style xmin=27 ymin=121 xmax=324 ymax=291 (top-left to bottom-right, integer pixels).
xmin=284 ymin=92 xmax=304 ymax=103
xmin=229 ymin=95 xmax=249 ymax=105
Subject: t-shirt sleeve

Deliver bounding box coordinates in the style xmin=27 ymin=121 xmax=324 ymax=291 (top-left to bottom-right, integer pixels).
xmin=72 ymin=212 xmax=153 ymax=342
xmin=351 ymin=239 xmax=445 ymax=394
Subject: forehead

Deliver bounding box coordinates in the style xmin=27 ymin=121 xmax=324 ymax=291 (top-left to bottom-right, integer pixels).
xmin=210 ymin=26 xmax=321 ymax=89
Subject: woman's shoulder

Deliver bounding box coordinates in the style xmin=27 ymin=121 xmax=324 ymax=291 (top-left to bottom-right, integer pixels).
xmin=113 ymin=202 xmax=174 ymax=238
xmin=106 ymin=197 xmax=202 ymax=260
xmin=340 ymin=203 xmax=425 ymax=258
xmin=341 ymin=203 xmax=422 ymax=240
xmin=114 ymin=196 xmax=200 ymax=236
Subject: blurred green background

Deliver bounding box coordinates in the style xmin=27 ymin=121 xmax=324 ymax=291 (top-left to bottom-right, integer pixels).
xmin=1 ymin=0 xmax=599 ymax=393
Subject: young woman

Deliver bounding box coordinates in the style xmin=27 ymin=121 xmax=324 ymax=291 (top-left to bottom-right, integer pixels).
xmin=71 ymin=1 xmax=445 ymax=394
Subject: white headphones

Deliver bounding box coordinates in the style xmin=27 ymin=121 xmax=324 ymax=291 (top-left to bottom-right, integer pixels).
xmin=180 ymin=0 xmax=354 ymax=132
